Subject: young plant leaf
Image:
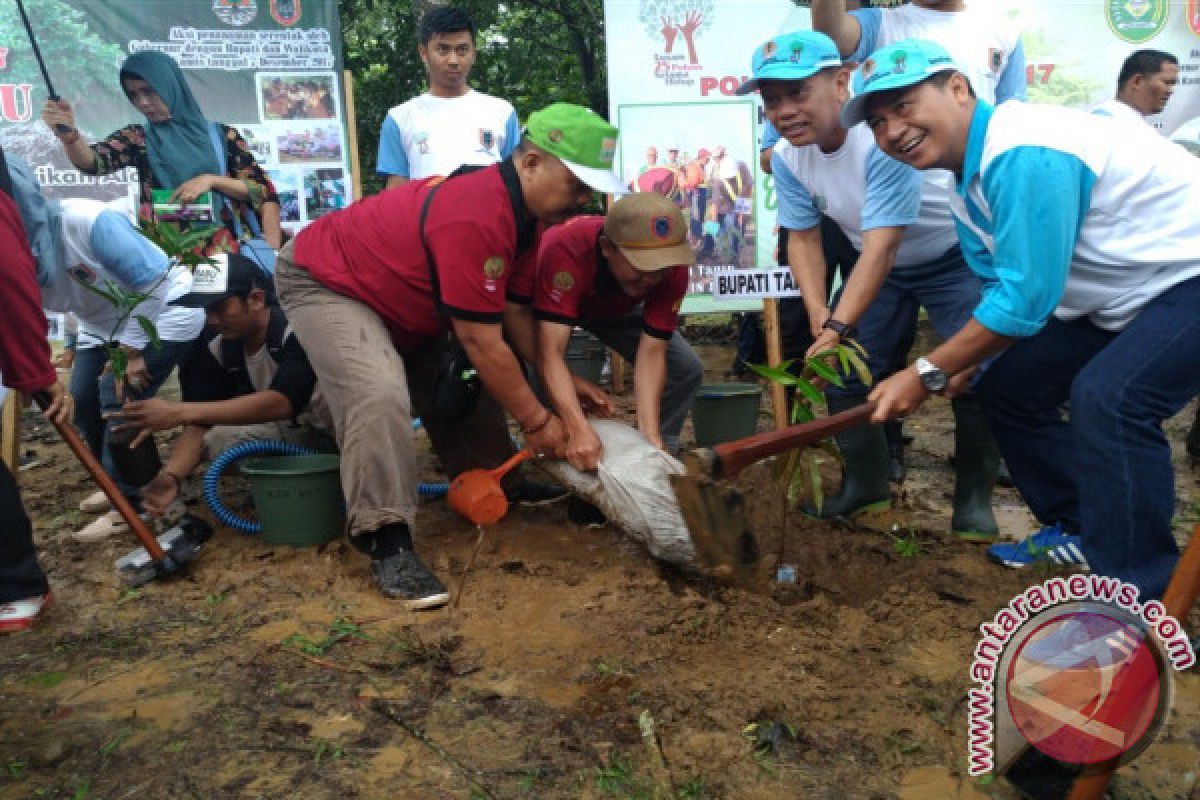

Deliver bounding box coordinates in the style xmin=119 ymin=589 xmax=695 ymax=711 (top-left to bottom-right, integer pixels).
xmin=135 ymin=316 xmax=163 ymax=349
xmin=748 ymin=362 xmax=798 ymax=387
xmin=804 ymin=357 xmax=843 ymax=387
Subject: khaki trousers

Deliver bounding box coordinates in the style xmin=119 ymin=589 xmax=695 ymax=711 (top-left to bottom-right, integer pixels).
xmin=274 ymin=241 xmax=515 ymax=537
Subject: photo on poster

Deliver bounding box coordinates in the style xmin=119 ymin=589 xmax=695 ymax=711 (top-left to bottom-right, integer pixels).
xmin=256 ymin=72 xmax=340 ymax=122
xmin=617 ymin=101 xmax=759 ymax=301
xmin=236 ymin=125 xmax=275 ymax=166
xmin=302 ymin=168 xmax=347 ymax=220
xmin=267 ymin=169 xmax=303 ymax=223
xmin=275 ymin=124 xmax=343 ymax=165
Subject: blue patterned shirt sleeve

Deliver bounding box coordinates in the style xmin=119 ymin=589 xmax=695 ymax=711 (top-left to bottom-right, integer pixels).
xmin=376 ymin=114 xmax=409 ymax=178
xmin=771 ymin=151 xmax=819 ymax=231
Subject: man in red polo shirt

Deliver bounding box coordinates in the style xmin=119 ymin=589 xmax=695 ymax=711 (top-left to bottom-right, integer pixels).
xmin=274 ymin=103 xmax=626 ymax=610
xmin=0 ymin=146 xmax=73 ymax=631
xmin=532 ymin=192 xmax=702 ymax=471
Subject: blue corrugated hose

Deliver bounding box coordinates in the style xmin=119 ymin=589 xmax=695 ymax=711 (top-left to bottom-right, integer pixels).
xmin=203 ymin=438 xmax=449 ymax=534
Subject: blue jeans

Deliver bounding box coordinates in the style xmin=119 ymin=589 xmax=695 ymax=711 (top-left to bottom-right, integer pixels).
xmin=829 ymin=246 xmax=982 ymax=397
xmin=977 ymin=274 xmax=1200 ymax=600
xmin=71 ymin=339 xmax=195 ymax=500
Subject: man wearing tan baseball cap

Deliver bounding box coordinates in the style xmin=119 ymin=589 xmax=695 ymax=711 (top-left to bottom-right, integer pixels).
xmin=526 ymin=192 xmax=703 ymax=472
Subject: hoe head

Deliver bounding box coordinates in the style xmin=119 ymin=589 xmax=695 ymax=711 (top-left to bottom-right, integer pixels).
xmin=669 ymin=449 xmax=759 ymax=582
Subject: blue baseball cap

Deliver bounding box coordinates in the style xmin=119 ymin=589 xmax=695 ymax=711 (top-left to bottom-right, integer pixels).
xmin=735 ymin=30 xmax=842 ymax=96
xmin=841 ymin=38 xmax=963 ymax=128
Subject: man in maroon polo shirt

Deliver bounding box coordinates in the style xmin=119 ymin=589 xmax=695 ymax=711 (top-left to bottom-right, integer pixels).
xmin=274 ymin=103 xmax=626 ymax=610
xmin=531 ymin=192 xmax=702 ymax=471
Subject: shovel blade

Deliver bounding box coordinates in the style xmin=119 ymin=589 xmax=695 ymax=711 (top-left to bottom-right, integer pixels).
xmin=670 ymin=451 xmax=758 ymax=582
xmin=115 ymin=515 xmax=213 ymax=587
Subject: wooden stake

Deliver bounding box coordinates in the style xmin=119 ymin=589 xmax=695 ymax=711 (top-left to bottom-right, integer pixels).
xmin=762 ymin=298 xmax=787 ymax=429
xmin=610 ymin=351 xmax=626 ymax=396
xmin=1 ymin=391 xmax=20 ymax=478
xmin=343 ymin=69 xmax=363 ymax=202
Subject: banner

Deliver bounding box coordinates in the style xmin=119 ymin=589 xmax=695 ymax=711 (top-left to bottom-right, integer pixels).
xmin=604 ymin=1 xmax=1200 ymax=312
xmin=0 ymin=0 xmax=351 ymax=236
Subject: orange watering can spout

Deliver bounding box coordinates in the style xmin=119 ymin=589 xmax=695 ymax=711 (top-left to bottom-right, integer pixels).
xmin=447 ymin=449 xmax=535 ymax=525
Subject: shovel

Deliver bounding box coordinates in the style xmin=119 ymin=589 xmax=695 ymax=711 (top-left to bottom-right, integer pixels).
xmin=446 ymin=449 xmax=534 ymax=526
xmin=35 ymin=392 xmax=211 ymax=586
xmin=670 ymin=401 xmax=877 ymax=577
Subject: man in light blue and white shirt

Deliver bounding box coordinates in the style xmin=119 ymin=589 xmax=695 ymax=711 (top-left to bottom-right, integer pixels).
xmin=737 ymin=30 xmax=1000 ymax=540
xmin=849 ymin=38 xmax=1200 ymax=600
xmin=376 ymin=6 xmax=520 ymax=188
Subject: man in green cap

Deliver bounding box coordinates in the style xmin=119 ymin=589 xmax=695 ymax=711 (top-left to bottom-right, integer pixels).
xmin=275 ymin=103 xmax=625 ymax=610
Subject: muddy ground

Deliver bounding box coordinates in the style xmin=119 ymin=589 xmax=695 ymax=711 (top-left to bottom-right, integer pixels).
xmin=1 ymin=330 xmax=1197 ymax=800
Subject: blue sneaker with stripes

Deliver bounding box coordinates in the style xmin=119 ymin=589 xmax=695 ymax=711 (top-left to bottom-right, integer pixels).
xmin=986 ymin=523 xmax=1088 ymax=569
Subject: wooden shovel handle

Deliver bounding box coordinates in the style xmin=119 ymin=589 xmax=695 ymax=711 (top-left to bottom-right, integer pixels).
xmin=1066 ymin=522 xmax=1200 ymax=800
xmin=712 ymin=401 xmax=877 ymax=479
xmin=34 ymin=392 xmax=167 ymax=561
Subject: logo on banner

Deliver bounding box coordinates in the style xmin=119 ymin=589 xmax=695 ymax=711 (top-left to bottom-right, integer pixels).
xmin=214 ymin=0 xmax=258 ymax=26
xmin=270 ymin=0 xmax=301 ymax=26
xmin=1106 ymin=0 xmax=1168 ymax=44
xmin=640 ymin=0 xmax=714 ymax=87
xmin=1189 ymin=0 xmax=1200 ymax=35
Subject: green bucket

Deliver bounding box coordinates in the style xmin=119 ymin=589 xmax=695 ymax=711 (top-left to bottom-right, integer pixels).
xmin=691 ymin=383 xmax=762 ymax=447
xmin=241 ymin=454 xmax=344 ymax=547
xmin=565 ymin=329 xmax=607 ymax=384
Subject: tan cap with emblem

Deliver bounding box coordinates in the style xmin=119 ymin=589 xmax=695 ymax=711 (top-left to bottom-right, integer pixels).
xmin=602 ymin=192 xmax=696 ymax=273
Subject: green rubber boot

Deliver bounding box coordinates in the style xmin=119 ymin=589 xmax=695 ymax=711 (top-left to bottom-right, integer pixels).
xmin=951 ymin=396 xmax=1000 ymax=542
xmin=804 ymin=393 xmax=891 ymax=518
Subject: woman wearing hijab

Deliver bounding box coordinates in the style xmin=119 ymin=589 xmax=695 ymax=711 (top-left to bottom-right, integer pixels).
xmin=5 ymin=153 xmax=204 ymax=541
xmin=41 ymin=50 xmax=281 ymax=253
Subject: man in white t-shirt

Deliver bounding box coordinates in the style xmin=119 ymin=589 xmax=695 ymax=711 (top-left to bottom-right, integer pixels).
xmin=811 ymin=0 xmax=1026 ymax=107
xmin=376 ymin=7 xmax=520 ymax=188
xmin=1092 ymin=49 xmax=1179 ymax=133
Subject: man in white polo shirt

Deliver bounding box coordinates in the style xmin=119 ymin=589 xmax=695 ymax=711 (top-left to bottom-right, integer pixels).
xmin=376 ymin=6 xmax=520 ymax=187
xmin=1092 ymin=49 xmax=1179 ymax=132
xmin=737 ymin=30 xmax=1000 ymax=540
xmin=850 ymin=39 xmax=1200 ymax=600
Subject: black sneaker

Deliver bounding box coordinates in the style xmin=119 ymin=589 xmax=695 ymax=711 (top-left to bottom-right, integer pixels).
xmin=567 ymin=496 xmax=607 ymax=528
xmin=504 ymin=478 xmax=569 ymax=507
xmin=370 ymin=550 xmax=449 ymax=611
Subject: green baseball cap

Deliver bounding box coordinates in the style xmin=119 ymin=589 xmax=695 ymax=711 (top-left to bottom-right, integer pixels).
xmin=841 ymin=38 xmax=962 ymax=128
xmin=524 ymin=102 xmax=626 ymax=195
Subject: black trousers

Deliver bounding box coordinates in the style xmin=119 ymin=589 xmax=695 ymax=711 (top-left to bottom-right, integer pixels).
xmin=0 ymin=459 xmax=48 ymax=603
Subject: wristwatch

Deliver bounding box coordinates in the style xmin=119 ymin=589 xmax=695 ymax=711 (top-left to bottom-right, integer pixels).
xmin=914 ymin=357 xmax=948 ymax=394
xmin=822 ymin=317 xmax=857 ymax=340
